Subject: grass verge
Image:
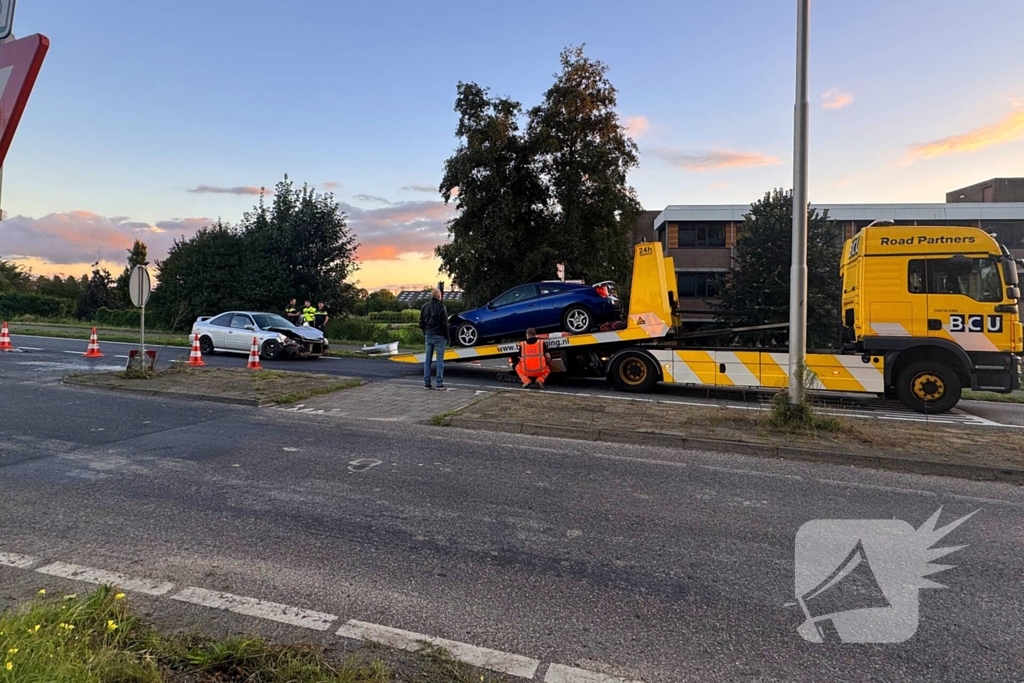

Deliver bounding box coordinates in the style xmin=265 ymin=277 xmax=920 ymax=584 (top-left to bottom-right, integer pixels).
xmin=962 ymin=390 xmax=1024 ymax=404
xmin=272 ymin=379 xmax=365 ymax=405
xmin=0 ymin=586 xmax=502 ymax=682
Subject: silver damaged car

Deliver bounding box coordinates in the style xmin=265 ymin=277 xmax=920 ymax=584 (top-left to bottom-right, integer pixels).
xmin=191 ymin=311 xmax=329 ymax=360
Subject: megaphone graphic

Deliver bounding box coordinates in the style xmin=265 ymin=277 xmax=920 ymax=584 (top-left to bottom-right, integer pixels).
xmin=797 ymin=539 xmax=891 ymax=643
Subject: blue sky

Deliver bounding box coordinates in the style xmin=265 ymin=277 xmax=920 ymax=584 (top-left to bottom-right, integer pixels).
xmin=3 ymin=0 xmax=1023 ymax=289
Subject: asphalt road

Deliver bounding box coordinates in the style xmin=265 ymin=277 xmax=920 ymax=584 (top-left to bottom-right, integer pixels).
xmin=1 ymin=348 xmax=1023 ymax=681
xmin=9 ymin=332 xmax=1023 ymax=427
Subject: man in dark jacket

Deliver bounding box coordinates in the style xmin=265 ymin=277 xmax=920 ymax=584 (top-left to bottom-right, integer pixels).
xmin=418 ymin=289 xmax=449 ymax=389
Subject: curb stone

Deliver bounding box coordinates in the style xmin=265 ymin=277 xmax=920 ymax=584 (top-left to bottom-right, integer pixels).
xmin=446 ymin=416 xmax=1024 ymax=484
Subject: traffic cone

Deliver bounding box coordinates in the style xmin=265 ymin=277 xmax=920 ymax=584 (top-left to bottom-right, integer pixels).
xmin=0 ymin=322 xmax=14 ymax=351
xmin=83 ymin=327 xmax=104 ymax=358
xmin=246 ymin=336 xmax=262 ymax=370
xmin=187 ymin=333 xmax=206 ymax=367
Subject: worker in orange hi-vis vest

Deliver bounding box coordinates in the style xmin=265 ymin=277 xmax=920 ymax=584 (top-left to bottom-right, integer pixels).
xmin=515 ymin=328 xmax=551 ymax=389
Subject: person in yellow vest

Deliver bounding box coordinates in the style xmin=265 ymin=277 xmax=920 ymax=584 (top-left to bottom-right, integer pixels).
xmin=301 ymin=300 xmax=317 ymax=327
xmin=515 ymin=328 xmax=551 ymax=389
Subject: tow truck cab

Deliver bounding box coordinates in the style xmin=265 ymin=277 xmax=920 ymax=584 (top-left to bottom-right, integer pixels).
xmin=840 ymin=225 xmax=1023 ymax=411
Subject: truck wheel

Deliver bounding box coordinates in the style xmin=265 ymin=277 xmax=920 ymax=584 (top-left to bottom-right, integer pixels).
xmin=609 ymin=351 xmax=658 ymax=393
xmin=456 ymin=322 xmax=479 ymax=347
xmin=199 ymin=335 xmax=215 ymax=355
xmin=562 ymin=306 xmax=592 ymax=334
xmin=895 ymin=360 xmax=961 ymax=414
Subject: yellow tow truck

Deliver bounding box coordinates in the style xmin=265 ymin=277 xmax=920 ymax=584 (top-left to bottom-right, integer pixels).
xmin=393 ymin=225 xmax=1022 ymax=413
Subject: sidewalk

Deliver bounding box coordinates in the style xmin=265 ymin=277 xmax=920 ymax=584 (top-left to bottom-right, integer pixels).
xmin=436 ymin=391 xmax=1024 ymax=483
xmin=277 ymin=380 xmax=490 ymax=422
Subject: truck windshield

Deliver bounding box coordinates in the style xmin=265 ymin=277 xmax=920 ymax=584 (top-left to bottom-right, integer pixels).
xmin=908 ymin=257 xmax=1003 ymax=302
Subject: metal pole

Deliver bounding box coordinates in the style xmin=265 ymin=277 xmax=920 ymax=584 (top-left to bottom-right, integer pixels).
xmin=788 ymin=0 xmax=810 ymax=404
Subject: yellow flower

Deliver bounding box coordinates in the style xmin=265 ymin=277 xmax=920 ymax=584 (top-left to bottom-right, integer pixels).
xmin=114 ymin=593 xmax=126 ymax=600
xmin=58 ymin=623 xmax=75 ymax=631
xmin=30 ymin=624 xmax=40 ymax=633
xmin=106 ymin=620 xmax=118 ymax=632
xmin=37 ymin=589 xmax=46 ymax=595
xmin=5 ymin=661 xmax=11 ymax=671
xmin=6 ymin=648 xmax=17 ymax=655
xmin=63 ymin=594 xmax=77 ymax=600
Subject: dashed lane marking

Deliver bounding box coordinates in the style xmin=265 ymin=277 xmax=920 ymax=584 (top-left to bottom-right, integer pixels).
xmin=34 ymin=561 xmax=175 ymax=596
xmin=172 ymin=587 xmax=337 ymax=631
xmin=337 ymin=619 xmax=540 ymax=679
xmin=0 ymin=552 xmax=38 ymax=568
xmin=545 ymin=663 xmax=643 ymax=683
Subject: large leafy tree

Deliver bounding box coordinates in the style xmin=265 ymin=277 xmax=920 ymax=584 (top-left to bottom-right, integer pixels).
xmin=240 ymin=176 xmax=359 ymax=313
xmin=148 ymin=222 xmax=248 ymax=330
xmin=114 ymin=239 xmax=150 ymax=308
xmin=436 ymin=83 xmax=548 ymax=307
xmin=527 ymin=45 xmax=641 ymax=290
xmin=713 ymin=189 xmax=843 ymax=349
xmin=436 ymin=45 xmax=640 ymax=306
xmin=34 ymin=274 xmax=85 ymax=301
xmin=75 ymin=267 xmax=116 ymax=320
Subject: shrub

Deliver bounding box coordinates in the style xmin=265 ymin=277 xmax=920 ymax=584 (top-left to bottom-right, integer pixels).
xmin=94 ymin=307 xmax=144 ymax=328
xmin=324 ymin=319 xmax=424 ymax=347
xmin=0 ymin=292 xmax=73 ymax=319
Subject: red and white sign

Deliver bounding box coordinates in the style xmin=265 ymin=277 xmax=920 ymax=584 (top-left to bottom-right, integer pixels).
xmin=0 ymin=33 xmax=47 ymax=167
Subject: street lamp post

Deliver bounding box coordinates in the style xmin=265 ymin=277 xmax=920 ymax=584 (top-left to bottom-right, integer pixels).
xmin=788 ymin=0 xmax=810 ymax=404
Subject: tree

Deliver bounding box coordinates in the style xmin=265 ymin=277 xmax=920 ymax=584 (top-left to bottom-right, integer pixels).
xmin=436 ymin=83 xmax=548 ymax=307
xmin=114 ymin=240 xmax=150 ymax=308
xmin=148 ymin=222 xmax=248 ymax=330
xmin=527 ymin=45 xmax=642 ymax=291
xmin=75 ymin=267 xmax=116 ymax=320
xmin=239 ymin=176 xmax=360 ymax=314
xmin=713 ymin=189 xmax=843 ymax=349
xmin=436 ymin=46 xmax=641 ymax=305
xmin=35 ymin=274 xmax=85 ymax=301
xmin=0 ymin=260 xmax=31 ymax=293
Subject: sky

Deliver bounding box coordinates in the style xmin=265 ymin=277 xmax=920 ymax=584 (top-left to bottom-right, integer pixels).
xmin=1 ymin=0 xmax=1023 ymax=291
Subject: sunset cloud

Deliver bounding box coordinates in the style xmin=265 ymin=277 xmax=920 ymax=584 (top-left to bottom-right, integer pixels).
xmin=903 ymin=109 xmax=1024 ymax=163
xmin=188 ymin=185 xmax=266 ymax=195
xmin=624 ymin=115 xmax=650 ymax=138
xmin=821 ymin=88 xmax=854 ymax=110
xmin=320 ymin=181 xmax=342 ymax=190
xmin=352 ymin=194 xmax=393 ymax=204
xmin=0 ymin=212 xmax=212 ymax=267
xmin=339 ymin=200 xmax=454 ymax=262
xmin=648 ymin=147 xmax=782 ymax=171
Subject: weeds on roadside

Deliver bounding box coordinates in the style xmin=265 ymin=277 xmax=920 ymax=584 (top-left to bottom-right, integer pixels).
xmin=763 ymin=361 xmax=842 ymax=434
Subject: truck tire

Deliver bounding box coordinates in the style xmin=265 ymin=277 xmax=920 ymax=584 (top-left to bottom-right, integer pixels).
xmin=895 ymin=359 xmax=961 ymax=414
xmin=608 ymin=351 xmax=659 ymax=393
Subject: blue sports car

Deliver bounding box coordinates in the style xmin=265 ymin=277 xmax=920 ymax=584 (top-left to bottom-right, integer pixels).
xmin=449 ymin=281 xmax=623 ymax=347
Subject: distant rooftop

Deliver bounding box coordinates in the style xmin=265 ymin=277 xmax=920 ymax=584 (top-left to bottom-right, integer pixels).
xmin=395 ymin=290 xmax=464 ymax=304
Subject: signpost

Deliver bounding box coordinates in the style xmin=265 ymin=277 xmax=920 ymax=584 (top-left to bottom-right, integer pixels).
xmin=129 ymin=265 xmax=152 ymax=370
xmin=557 ymin=263 xmax=565 ymax=281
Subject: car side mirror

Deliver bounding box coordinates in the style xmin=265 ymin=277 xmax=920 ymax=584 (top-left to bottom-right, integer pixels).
xmin=487 ymin=302 xmax=496 ymax=310
xmin=244 ymin=325 xmax=255 ymax=331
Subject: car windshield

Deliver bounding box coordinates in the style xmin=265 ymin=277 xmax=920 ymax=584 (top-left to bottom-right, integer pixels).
xmin=252 ymin=313 xmax=294 ymax=329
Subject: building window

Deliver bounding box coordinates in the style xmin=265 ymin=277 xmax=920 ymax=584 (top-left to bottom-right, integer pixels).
xmin=675 ymin=222 xmax=726 ymax=248
xmin=677 ymin=272 xmax=727 ymax=298
xmin=983 ymin=221 xmax=1024 ymax=249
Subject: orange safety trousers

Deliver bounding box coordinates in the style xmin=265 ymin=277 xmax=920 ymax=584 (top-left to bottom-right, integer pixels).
xmin=516 ymin=340 xmax=550 ymax=383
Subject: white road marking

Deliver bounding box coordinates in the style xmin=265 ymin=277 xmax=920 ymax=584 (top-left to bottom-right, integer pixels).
xmin=61 ymin=350 xmax=86 ymax=355
xmin=172 ymin=586 xmax=337 ymax=631
xmin=814 ymin=478 xmax=938 ymax=497
xmin=700 ymin=465 xmax=804 ymax=481
xmin=15 ymin=346 xmax=44 ymax=351
xmin=35 ymin=561 xmax=174 ymax=596
xmin=12 ymin=334 xmax=187 ymax=351
xmin=545 ymin=663 xmax=643 ymax=683
xmin=0 ymin=552 xmax=38 ymax=568
xmin=336 ymin=619 xmax=540 ymax=679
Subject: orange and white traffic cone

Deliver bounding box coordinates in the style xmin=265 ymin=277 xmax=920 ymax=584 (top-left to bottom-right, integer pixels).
xmin=83 ymin=327 xmax=104 ymax=358
xmin=246 ymin=336 xmax=262 ymax=370
xmin=187 ymin=333 xmax=206 ymax=367
xmin=0 ymin=322 xmax=14 ymax=351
